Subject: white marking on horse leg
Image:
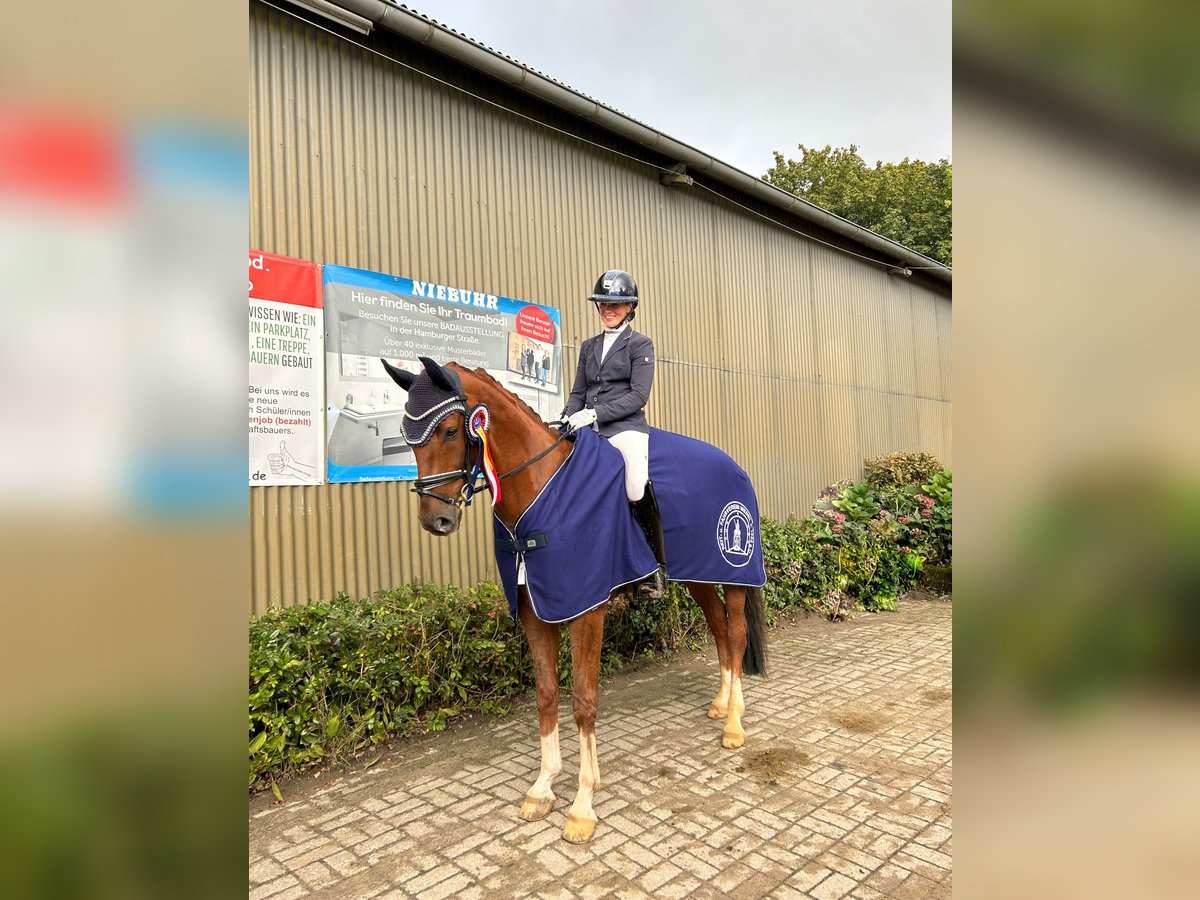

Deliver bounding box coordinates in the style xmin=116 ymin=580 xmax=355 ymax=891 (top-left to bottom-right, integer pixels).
xmin=519 ymin=726 xmax=561 ymax=821
xmin=722 ymin=676 xmax=746 ymax=749
xmin=562 ymin=729 xmax=599 ymax=843
xmin=586 ymin=729 xmax=601 ymax=792
xmin=709 ymin=666 xmax=732 ymax=719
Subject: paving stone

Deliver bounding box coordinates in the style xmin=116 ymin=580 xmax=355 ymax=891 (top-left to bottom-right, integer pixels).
xmin=404 ymin=862 xmax=460 ymax=895
xmin=810 ymin=869 xmax=864 ymax=899
xmin=442 ymin=830 xmax=491 ymax=858
xmin=603 ymin=850 xmax=646 ymax=880
xmin=327 ymin=826 xmax=369 ymax=846
xmin=249 ymin=598 xmax=952 ymax=900
xmin=295 ymin=861 xmax=338 ymax=890
xmin=534 ymin=846 xmax=575 ymax=877
xmin=657 ymin=874 xmax=704 ymax=899
xmin=273 ymin=837 xmax=328 ymax=863
xmin=249 ymin=874 xmax=300 ymax=900
xmin=787 ymin=863 xmax=834 ymax=893
xmin=249 ymin=857 xmax=285 ymax=884
xmin=360 ymin=817 xmax=392 ymax=837
xmin=323 ymin=850 xmax=364 ymax=877
xmin=422 ymin=872 xmax=473 ymax=900
xmin=900 ymin=837 xmax=953 ymax=868
xmin=676 ymin=850 xmax=721 ymax=881
xmin=270 ymin=884 xmax=311 ymax=900
xmin=767 ymin=885 xmax=809 ymax=900
xmin=640 ymin=860 xmax=682 ymax=893
xmin=711 ymin=861 xmax=755 ymax=892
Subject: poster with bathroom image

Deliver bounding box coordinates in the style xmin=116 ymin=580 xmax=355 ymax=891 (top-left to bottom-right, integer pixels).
xmin=323 ymin=264 xmax=562 ymax=483
xmin=248 ymin=250 xmax=324 ymax=486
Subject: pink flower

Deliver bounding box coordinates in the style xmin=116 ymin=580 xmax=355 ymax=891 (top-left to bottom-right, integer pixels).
xmin=921 ymin=508 xmax=931 ymax=518
xmin=832 ymin=524 xmax=842 ymax=534
xmin=832 ymin=512 xmax=846 ymax=524
xmin=897 ymin=515 xmax=908 ymax=524
xmin=488 ymin=611 xmax=496 ymax=618
xmin=909 ymin=528 xmax=923 ymax=536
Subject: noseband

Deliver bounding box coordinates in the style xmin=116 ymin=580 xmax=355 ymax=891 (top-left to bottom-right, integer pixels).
xmin=408 ymin=411 xmax=490 ymax=508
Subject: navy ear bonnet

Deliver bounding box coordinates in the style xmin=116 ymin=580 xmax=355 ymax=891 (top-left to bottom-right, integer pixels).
xmin=402 ymin=365 xmax=466 ymax=447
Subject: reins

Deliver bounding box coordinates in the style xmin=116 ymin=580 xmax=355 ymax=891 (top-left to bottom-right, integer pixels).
xmin=497 ymin=425 xmax=570 ymax=480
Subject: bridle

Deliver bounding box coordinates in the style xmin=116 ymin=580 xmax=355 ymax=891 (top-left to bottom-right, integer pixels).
xmin=406 ymin=393 xmax=570 ymax=509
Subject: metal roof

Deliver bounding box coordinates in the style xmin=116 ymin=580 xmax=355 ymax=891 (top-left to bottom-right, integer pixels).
xmin=292 ymin=0 xmax=951 ymax=283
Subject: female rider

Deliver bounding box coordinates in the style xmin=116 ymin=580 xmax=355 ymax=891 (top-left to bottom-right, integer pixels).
xmin=562 ymin=269 xmax=666 ymax=599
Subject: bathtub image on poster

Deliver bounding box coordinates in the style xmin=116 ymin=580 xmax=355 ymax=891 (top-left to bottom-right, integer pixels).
xmin=323 ymin=264 xmax=562 ymax=483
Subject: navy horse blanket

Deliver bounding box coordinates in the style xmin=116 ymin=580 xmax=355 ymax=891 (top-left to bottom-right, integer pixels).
xmin=493 ymin=426 xmax=766 ymax=623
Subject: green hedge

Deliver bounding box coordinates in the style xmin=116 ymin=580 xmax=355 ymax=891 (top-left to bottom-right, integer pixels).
xmin=249 ymin=455 xmax=951 ymax=788
xmin=763 ymin=458 xmax=952 ymax=618
xmin=249 ymin=582 xmax=709 ymax=789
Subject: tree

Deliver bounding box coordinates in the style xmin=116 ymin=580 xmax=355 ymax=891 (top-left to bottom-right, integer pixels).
xmin=763 ymin=144 xmax=952 ymax=266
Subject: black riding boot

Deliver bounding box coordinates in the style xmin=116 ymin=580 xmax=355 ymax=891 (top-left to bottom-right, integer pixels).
xmin=630 ymin=481 xmax=668 ymax=600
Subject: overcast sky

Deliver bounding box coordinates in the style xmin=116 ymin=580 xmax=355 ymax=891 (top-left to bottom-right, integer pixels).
xmin=403 ymin=0 xmax=951 ymax=177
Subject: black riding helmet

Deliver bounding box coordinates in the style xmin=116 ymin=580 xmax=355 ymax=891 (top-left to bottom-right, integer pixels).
xmin=589 ymin=269 xmax=639 ymax=321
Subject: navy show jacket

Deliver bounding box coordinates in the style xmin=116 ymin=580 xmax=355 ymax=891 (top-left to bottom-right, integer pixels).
xmin=562 ymin=326 xmax=655 ymax=436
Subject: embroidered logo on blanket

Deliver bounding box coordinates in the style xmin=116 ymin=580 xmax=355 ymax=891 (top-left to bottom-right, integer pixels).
xmin=716 ymin=501 xmax=755 ymax=567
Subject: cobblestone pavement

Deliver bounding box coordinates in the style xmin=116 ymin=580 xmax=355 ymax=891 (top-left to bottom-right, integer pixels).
xmin=250 ymin=596 xmax=952 ymax=899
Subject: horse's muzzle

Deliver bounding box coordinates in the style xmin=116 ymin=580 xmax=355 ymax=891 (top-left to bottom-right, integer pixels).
xmin=420 ymin=504 xmax=461 ymax=536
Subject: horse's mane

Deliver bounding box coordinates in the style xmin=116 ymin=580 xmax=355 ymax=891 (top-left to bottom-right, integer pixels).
xmin=447 ymin=363 xmax=556 ymax=434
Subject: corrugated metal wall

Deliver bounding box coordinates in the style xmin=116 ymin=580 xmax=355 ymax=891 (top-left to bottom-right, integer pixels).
xmin=248 ymin=3 xmax=952 ymax=613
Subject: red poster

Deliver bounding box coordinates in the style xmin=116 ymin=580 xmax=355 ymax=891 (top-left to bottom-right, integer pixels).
xmin=249 ymin=249 xmax=321 ymax=308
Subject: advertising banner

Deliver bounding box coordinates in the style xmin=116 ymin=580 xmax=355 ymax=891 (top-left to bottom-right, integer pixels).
xmin=323 ymin=265 xmax=562 ymax=483
xmin=249 ymin=250 xmax=324 ymax=485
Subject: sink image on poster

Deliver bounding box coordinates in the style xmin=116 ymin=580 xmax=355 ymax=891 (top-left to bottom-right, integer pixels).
xmin=326 ymin=406 xmax=411 ymax=468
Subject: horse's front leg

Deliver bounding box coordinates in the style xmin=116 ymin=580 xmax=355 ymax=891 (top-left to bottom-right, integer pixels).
xmin=562 ymin=604 xmax=607 ymax=843
xmin=517 ymin=589 xmax=562 ymax=821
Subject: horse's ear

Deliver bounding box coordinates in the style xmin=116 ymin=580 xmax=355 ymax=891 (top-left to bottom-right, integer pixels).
xmin=419 ymin=356 xmax=458 ymax=394
xmin=380 ymin=359 xmax=416 ymax=391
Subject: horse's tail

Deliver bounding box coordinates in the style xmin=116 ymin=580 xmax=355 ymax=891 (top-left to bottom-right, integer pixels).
xmin=741 ymin=585 xmax=768 ymax=677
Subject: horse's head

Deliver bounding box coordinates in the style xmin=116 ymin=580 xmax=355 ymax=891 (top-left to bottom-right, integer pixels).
xmin=381 ymin=356 xmax=475 ymax=536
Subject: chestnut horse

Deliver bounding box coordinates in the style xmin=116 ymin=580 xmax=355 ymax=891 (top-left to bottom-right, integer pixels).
xmin=383 ymin=357 xmax=766 ymax=844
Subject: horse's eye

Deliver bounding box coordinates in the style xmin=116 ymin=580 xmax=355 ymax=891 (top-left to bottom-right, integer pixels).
xmin=444 ymin=427 xmax=458 ymax=439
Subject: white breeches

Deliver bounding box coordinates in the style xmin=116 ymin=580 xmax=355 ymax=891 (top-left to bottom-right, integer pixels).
xmin=607 ymin=430 xmax=648 ymax=501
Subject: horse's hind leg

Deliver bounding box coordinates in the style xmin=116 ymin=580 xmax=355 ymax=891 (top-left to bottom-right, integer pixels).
xmin=562 ymin=604 xmax=607 ymax=844
xmin=517 ymin=590 xmax=562 ymax=821
xmin=719 ymin=585 xmax=751 ymax=748
xmin=686 ymin=582 xmax=735 ymax=721
xmin=689 ymin=583 xmax=751 ymax=748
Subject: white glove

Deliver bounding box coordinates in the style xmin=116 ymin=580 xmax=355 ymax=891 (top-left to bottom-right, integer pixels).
xmin=567 ymin=408 xmax=597 ymax=431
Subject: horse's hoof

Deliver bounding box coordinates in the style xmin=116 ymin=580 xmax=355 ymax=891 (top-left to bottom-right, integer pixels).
xmin=519 ymin=794 xmax=555 ymax=821
xmin=562 ymin=813 xmax=597 ymax=843
xmin=707 ymin=705 xmax=727 ymax=719
xmin=722 ymin=730 xmax=745 ymax=749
